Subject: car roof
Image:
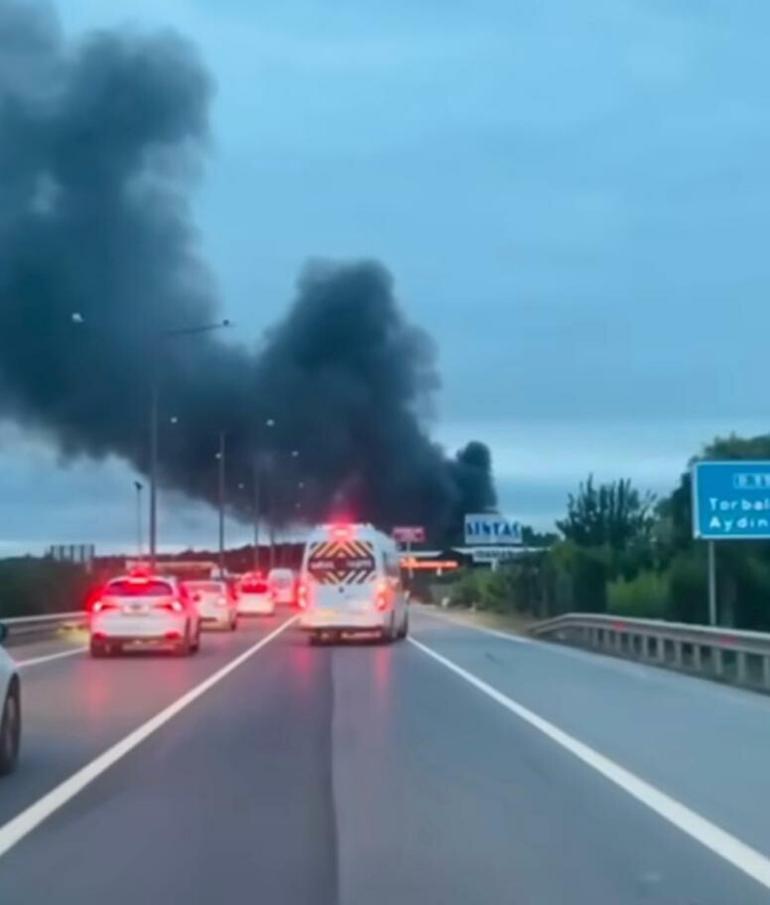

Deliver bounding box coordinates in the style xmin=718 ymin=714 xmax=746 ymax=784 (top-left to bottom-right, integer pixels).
xmin=106 ymin=574 xmax=178 ymax=587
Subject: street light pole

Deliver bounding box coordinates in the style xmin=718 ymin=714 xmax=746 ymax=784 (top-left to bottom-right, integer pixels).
xmin=149 ymin=377 xmax=159 ymax=567
xmin=134 ymin=481 xmax=144 ymax=557
xmin=218 ymin=431 xmax=226 ymax=577
xmin=252 ymin=455 xmax=261 ymax=572
xmin=264 ymin=418 xmax=276 ymax=572
xmin=146 ymin=319 xmax=230 ymax=568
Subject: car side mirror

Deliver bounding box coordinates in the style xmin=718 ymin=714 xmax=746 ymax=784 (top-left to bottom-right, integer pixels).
xmin=0 ymin=623 xmax=7 ymax=644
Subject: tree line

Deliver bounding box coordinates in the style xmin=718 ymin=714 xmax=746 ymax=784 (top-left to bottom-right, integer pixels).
xmin=446 ymin=433 xmax=770 ymax=631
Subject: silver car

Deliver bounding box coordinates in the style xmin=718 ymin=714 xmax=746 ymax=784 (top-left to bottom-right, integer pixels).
xmin=184 ymin=580 xmax=238 ymax=631
xmin=89 ymin=573 xmax=201 ymax=657
xmin=0 ymin=624 xmax=20 ymax=775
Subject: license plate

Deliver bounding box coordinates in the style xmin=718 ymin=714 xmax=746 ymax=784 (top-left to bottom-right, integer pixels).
xmin=123 ymin=605 xmax=148 ymax=616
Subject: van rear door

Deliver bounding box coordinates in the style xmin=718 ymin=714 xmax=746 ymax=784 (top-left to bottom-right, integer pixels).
xmin=305 ymin=537 xmax=379 ymax=613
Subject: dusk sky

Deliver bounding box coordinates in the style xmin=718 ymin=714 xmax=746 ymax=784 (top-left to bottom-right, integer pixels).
xmin=2 ymin=0 xmax=768 ymax=553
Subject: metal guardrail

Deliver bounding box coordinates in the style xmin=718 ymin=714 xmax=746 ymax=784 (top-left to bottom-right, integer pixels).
xmin=529 ymin=613 xmax=770 ymax=692
xmin=1 ymin=611 xmax=87 ymax=645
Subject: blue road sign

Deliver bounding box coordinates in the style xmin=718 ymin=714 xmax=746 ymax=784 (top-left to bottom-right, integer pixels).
xmin=692 ymin=461 xmax=770 ymax=540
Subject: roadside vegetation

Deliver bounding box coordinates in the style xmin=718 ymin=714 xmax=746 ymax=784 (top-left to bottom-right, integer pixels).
xmin=0 ymin=558 xmax=93 ymax=619
xmin=443 ymin=434 xmax=770 ymax=631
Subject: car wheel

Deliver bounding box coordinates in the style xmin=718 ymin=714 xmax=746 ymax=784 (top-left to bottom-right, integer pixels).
xmin=90 ymin=638 xmax=107 ymax=658
xmin=230 ymin=614 xmax=238 ymax=631
xmin=175 ymin=626 xmax=192 ymax=657
xmin=398 ymin=612 xmax=409 ymax=640
xmin=190 ymin=626 xmax=201 ymax=654
xmin=0 ymin=681 xmax=21 ymax=776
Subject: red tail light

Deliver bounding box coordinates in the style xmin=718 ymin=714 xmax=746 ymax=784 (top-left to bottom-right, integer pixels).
xmin=92 ymin=600 xmax=121 ymax=614
xmin=375 ymin=580 xmax=390 ymax=611
xmin=154 ymin=600 xmax=184 ymax=613
xmin=297 ymin=583 xmax=308 ymax=609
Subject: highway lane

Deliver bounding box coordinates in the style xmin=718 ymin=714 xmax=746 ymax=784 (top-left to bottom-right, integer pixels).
xmin=0 ymin=616 xmax=288 ymax=829
xmin=414 ymin=606 xmax=770 ymax=856
xmin=0 ymin=608 xmax=768 ymax=903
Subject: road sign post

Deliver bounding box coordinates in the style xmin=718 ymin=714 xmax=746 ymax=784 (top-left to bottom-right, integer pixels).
xmin=392 ymin=527 xmax=425 ymax=582
xmin=691 ymin=460 xmax=770 ymax=626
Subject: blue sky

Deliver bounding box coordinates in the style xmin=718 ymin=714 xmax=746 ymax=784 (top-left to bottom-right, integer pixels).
xmin=2 ymin=0 xmax=769 ymax=552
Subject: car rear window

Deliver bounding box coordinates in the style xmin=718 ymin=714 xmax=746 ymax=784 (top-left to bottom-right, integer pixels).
xmin=106 ymin=579 xmax=174 ymax=597
xmin=241 ymin=581 xmax=269 ymax=594
xmin=270 ymin=573 xmax=292 ymax=587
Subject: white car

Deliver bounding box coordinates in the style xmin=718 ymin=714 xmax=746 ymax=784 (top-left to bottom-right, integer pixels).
xmin=185 ymin=580 xmax=238 ymax=631
xmin=89 ymin=573 xmax=201 ymax=657
xmin=298 ymin=523 xmax=409 ymax=643
xmin=268 ymin=568 xmax=296 ymax=606
xmin=236 ymin=574 xmax=275 ymax=616
xmin=0 ymin=624 xmax=20 ymax=775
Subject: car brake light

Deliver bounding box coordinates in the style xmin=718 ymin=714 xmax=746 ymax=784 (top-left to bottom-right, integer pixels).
xmin=155 ymin=600 xmax=184 ymax=612
xmin=91 ymin=600 xmax=119 ymax=613
xmin=297 ymin=583 xmax=308 ymax=608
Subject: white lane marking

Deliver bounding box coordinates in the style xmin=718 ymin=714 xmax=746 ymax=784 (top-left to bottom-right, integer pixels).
xmin=416 ymin=606 xmax=531 ymax=644
xmin=0 ymin=615 xmax=298 ymax=859
xmin=416 ymin=606 xmax=656 ymax=677
xmin=409 ymin=636 xmax=770 ymax=891
xmin=15 ymin=647 xmax=87 ymax=668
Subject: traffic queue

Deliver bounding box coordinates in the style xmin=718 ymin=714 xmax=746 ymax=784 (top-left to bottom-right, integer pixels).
xmin=0 ymin=522 xmax=412 ymax=777
xmin=87 ymin=564 xmax=297 ymax=658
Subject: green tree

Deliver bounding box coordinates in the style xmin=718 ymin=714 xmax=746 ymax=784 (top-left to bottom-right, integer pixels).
xmin=556 ymin=475 xmax=655 ymax=552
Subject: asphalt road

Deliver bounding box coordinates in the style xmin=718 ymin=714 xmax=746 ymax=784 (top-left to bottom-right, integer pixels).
xmin=0 ymin=607 xmax=769 ymax=904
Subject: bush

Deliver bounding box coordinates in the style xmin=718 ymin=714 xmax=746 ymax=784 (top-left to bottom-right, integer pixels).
xmin=0 ymin=558 xmax=92 ymax=619
xmin=667 ymin=550 xmax=707 ymax=624
xmin=607 ymin=570 xmax=668 ymax=619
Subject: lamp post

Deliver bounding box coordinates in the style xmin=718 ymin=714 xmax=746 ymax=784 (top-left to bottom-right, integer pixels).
xmin=147 ymin=320 xmax=231 ymax=566
xmin=71 ymin=314 xmax=231 ymax=567
xmin=134 ymin=481 xmax=144 ymax=557
xmin=216 ymin=431 xmax=226 ymax=577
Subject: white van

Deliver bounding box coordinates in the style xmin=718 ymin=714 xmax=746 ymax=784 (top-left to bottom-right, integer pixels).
xmin=298 ymin=523 xmax=409 ymax=643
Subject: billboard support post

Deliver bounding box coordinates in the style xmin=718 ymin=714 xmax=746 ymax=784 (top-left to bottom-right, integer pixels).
xmin=689 ymin=460 xmax=770 ymax=628
xmin=708 ymin=540 xmax=717 ymax=626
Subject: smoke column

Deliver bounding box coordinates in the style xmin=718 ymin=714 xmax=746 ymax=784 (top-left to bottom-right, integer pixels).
xmin=0 ymin=1 xmax=495 ymax=538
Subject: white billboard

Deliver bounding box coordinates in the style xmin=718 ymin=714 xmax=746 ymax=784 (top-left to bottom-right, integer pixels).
xmin=464 ymin=514 xmax=522 ymax=546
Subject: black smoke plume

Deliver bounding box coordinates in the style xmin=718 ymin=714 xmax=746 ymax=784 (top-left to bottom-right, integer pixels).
xmin=0 ymin=1 xmax=495 ymax=539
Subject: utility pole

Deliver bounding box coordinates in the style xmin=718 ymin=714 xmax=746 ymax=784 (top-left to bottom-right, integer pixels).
xmin=218 ymin=431 xmax=226 ymax=577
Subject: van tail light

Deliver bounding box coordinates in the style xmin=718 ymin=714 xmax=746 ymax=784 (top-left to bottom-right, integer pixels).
xmin=375 ymin=580 xmax=390 ymax=611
